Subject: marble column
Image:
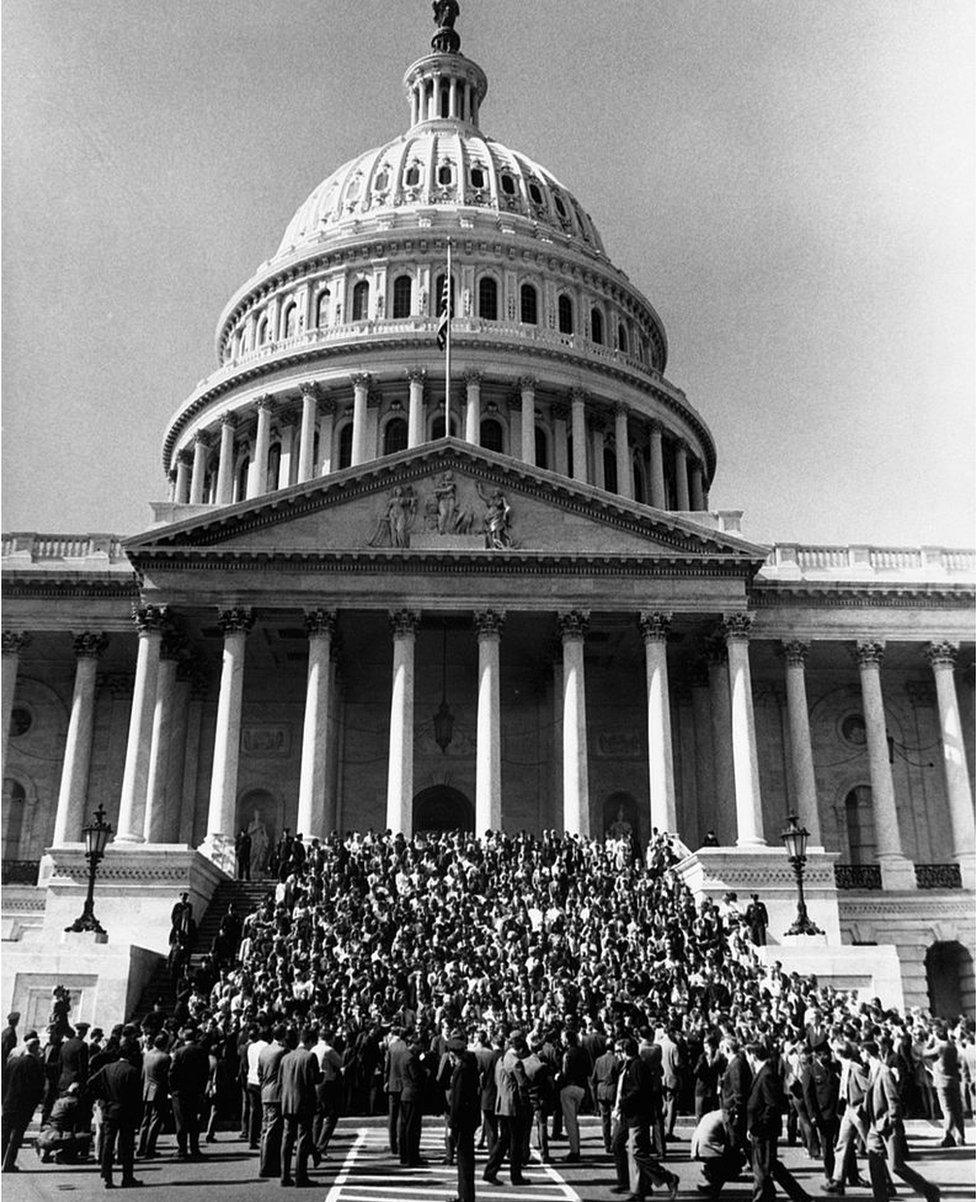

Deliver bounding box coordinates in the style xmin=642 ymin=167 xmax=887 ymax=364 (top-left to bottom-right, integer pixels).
xmin=675 ymin=443 xmax=691 ymax=510
xmin=143 ymin=631 xmax=184 ymax=843
xmin=552 ymin=405 xmax=569 ymax=476
xmin=854 ymin=641 xmax=916 ymax=889
xmin=116 ymin=605 xmax=167 ymax=843
xmin=318 ymin=397 xmax=335 ymax=475
xmin=559 ymin=610 xmax=590 ymax=836
xmin=690 ymin=460 xmax=706 ymax=512
xmin=164 ymin=662 xmax=193 ymax=843
xmin=297 ymin=609 xmax=336 ymax=840
xmin=407 ymin=370 xmax=426 ymax=448
xmin=351 ymin=373 xmax=370 ymax=466
xmin=248 ymin=397 xmax=273 ymax=498
xmin=215 ymin=415 xmax=236 ymax=505
xmin=174 ymin=451 xmax=192 ymax=504
xmin=386 ymin=610 xmax=420 ymax=837
xmin=781 ymin=640 xmax=823 ymax=845
xmin=474 ymin=610 xmax=505 ymax=836
xmin=649 ymin=423 xmax=666 ymax=508
xmin=189 ymin=434 xmax=210 ymax=504
xmin=201 ymin=608 xmax=253 ymax=865
xmin=520 ymin=377 xmax=536 ymax=467
xmin=591 ymin=420 xmax=606 ymax=489
xmin=613 ymin=404 xmax=632 ymax=499
xmin=52 ymin=633 xmax=107 ymax=844
xmin=571 ymin=389 xmax=588 ymax=482
xmin=464 ymin=371 xmax=482 ymax=445
xmin=706 ymin=642 xmax=735 ymax=843
xmin=2 ymin=632 xmax=30 ymax=773
xmin=723 ymin=615 xmax=765 ymax=846
xmin=925 ymin=642 xmax=976 ymax=889
xmin=297 ymin=384 xmax=319 ymax=484
xmin=640 ymin=612 xmax=676 ymax=835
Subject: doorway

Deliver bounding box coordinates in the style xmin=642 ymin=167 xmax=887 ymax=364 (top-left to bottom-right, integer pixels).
xmin=413 ymin=785 xmax=474 ymax=834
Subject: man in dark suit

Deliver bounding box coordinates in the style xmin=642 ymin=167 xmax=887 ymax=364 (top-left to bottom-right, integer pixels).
xmin=258 ymin=1023 xmax=289 ymax=1178
xmin=591 ymin=1043 xmax=621 ymax=1154
xmin=824 ymin=1040 xmax=870 ymax=1194
xmin=745 ymin=893 xmax=769 ymax=946
xmin=235 ymin=829 xmax=252 ymax=881
xmin=802 ymin=1044 xmax=840 ymax=1181
xmin=484 ymin=1036 xmax=530 ymax=1187
xmin=169 ymin=1027 xmax=209 ymax=1161
xmin=448 ymin=1038 xmax=480 ymax=1202
xmin=720 ymin=1037 xmax=752 ymax=1157
xmin=279 ymin=1026 xmax=320 ymax=1187
xmin=1 ymin=1013 xmax=20 ymax=1074
xmin=88 ymin=1038 xmax=144 ymax=1188
xmin=398 ymin=1037 xmax=427 ymax=1168
xmin=611 ymin=1037 xmax=679 ymax=1202
xmin=477 ymin=1030 xmax=503 ymax=1153
xmin=1 ymin=1030 xmax=44 ymax=1173
xmin=747 ymin=1041 xmax=802 ymax=1202
xmin=58 ymin=1023 xmax=90 ymax=1092
xmin=862 ymin=1040 xmax=939 ymax=1202
xmin=384 ymin=1028 xmax=410 ymax=1157
xmin=136 ymin=1033 xmax=171 ymax=1159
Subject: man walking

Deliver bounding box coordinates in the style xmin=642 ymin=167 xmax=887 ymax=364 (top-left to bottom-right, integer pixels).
xmin=862 ymin=1040 xmax=940 ymax=1202
xmin=611 ymin=1037 xmax=679 ymax=1202
xmin=136 ymin=1033 xmax=171 ymax=1159
xmin=484 ymin=1034 xmax=530 ymax=1187
xmin=447 ymin=1036 xmax=480 ymax=1202
xmin=169 ymin=1027 xmax=209 ymax=1161
xmin=312 ymin=1025 xmax=343 ymax=1161
xmin=384 ymin=1027 xmax=409 ymax=1158
xmin=88 ymin=1036 xmax=144 ymax=1189
xmin=258 ymin=1024 xmax=289 ymax=1178
xmin=1 ymin=1030 xmax=44 ymax=1173
xmin=280 ymin=1026 xmax=320 ymax=1187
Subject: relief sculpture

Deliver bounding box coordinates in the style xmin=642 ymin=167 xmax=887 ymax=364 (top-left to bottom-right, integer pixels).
xmin=368 ymin=485 xmax=418 ymax=548
xmin=477 ymin=482 xmax=512 ymax=549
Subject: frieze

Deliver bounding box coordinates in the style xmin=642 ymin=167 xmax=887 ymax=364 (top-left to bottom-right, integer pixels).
xmin=241 ymin=724 xmax=292 ymax=757
xmin=595 ymin=731 xmax=641 ymax=758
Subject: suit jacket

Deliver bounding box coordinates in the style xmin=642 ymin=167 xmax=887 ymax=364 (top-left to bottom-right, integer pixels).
xmin=258 ymin=1041 xmax=288 ymax=1104
xmin=865 ymin=1063 xmax=901 ymax=1133
xmin=479 ymin=1047 xmax=502 ymax=1109
xmin=746 ymin=1062 xmax=783 ymax=1140
xmin=494 ymin=1049 xmax=529 ymax=1117
xmin=89 ymin=1058 xmax=142 ymax=1123
xmin=618 ymin=1055 xmax=657 ymax=1123
xmin=801 ymin=1057 xmax=839 ymax=1126
xmin=657 ymin=1036 xmax=682 ymax=1089
xmin=279 ymin=1046 xmax=320 ymax=1117
xmin=384 ymin=1037 xmax=410 ymax=1094
xmin=591 ymin=1050 xmax=621 ymax=1103
xmin=449 ymin=1052 xmax=481 ymax=1131
xmin=924 ymin=1037 xmax=960 ymax=1088
xmin=2 ymin=1050 xmax=45 ymax=1119
xmin=169 ymin=1040 xmax=210 ymax=1097
xmin=58 ymin=1036 xmax=90 ymax=1090
xmin=141 ymin=1047 xmax=171 ymax=1101
xmin=720 ymin=1052 xmax=752 ymax=1121
xmin=1 ymin=1026 xmax=17 ymax=1069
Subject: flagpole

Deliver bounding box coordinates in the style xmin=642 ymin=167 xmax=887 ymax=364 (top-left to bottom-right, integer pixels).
xmin=444 ymin=238 xmax=452 ymax=437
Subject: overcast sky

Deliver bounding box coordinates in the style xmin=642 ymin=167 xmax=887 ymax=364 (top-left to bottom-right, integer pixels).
xmin=3 ymin=0 xmax=973 ymax=548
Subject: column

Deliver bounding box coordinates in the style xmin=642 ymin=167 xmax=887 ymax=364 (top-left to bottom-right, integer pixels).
xmin=474 ymin=610 xmax=505 ymax=835
xmin=613 ymin=404 xmax=632 ymax=499
xmin=558 ymin=610 xmax=590 ymax=836
xmin=298 ymin=384 xmax=319 ymax=483
xmin=201 ymin=608 xmax=254 ymax=865
xmin=508 ymin=397 xmax=523 ymax=459
xmin=174 ymin=451 xmax=192 ymax=504
xmin=591 ymin=420 xmax=606 ymax=489
xmin=177 ymin=667 xmax=206 ymax=845
xmin=248 ymin=397 xmax=273 ymax=498
xmin=215 ymin=415 xmax=236 ymax=504
xmin=318 ymin=397 xmax=335 ymax=475
xmin=116 ymin=605 xmax=167 ymax=843
xmin=925 ymin=642 xmax=976 ymax=889
xmin=552 ymin=405 xmax=569 ymax=476
xmin=690 ymin=460 xmax=706 ymax=511
xmin=640 ymin=612 xmax=677 ymax=835
xmin=164 ymin=662 xmax=193 ymax=843
xmin=189 ymin=434 xmax=210 ymax=504
xmin=520 ymin=377 xmax=536 ymax=466
xmin=464 ymin=371 xmax=482 ymax=445
xmin=723 ymin=615 xmax=765 ymax=846
xmin=571 ymin=389 xmax=588 ymax=482
xmin=52 ymin=633 xmax=108 ymax=844
xmin=297 ymin=609 xmax=336 ymax=839
xmin=690 ymin=661 xmax=717 ymax=842
xmin=143 ymin=630 xmax=184 ymax=843
xmin=2 ymin=632 xmax=30 ymax=773
xmin=675 ymin=443 xmax=691 ymax=510
xmin=854 ymin=641 xmax=916 ymax=889
xmin=407 ymin=370 xmax=426 ymax=447
xmin=706 ymin=641 xmax=735 ymax=843
xmin=449 ymin=77 xmax=458 ymax=118
xmin=351 ymin=373 xmax=370 ymax=466
xmin=649 ymin=423 xmax=666 ymax=508
xmin=780 ymin=641 xmax=822 ymax=845
xmin=386 ymin=610 xmax=420 ymax=837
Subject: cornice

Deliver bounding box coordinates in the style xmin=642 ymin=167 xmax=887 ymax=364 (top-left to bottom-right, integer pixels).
xmin=1 ymin=575 xmax=140 ymax=600
xmin=749 ymin=581 xmax=975 ymax=609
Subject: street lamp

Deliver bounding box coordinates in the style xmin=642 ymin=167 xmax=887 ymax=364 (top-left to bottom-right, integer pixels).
xmin=780 ymin=812 xmax=823 ymax=937
xmin=65 ymin=805 xmax=113 ymax=936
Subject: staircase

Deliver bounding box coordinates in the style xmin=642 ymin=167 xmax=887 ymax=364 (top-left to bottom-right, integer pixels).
xmin=129 ymin=878 xmax=276 ymax=1021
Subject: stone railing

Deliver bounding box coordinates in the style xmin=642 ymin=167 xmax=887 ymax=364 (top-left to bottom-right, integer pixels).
xmin=2 ymin=859 xmax=41 ymax=885
xmin=1 ymin=533 xmax=127 ymax=563
xmin=762 ymin=544 xmax=976 ymax=580
xmin=834 ymin=864 xmax=882 ymax=890
xmin=915 ymin=863 xmax=963 ymax=890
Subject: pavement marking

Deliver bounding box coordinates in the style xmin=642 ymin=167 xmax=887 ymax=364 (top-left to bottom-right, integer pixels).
xmin=324 ymin=1127 xmax=368 ymax=1202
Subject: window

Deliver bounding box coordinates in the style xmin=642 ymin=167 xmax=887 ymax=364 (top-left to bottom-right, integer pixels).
xmin=257 ymin=317 xmax=268 ymax=345
xmin=337 ymin=423 xmax=353 ymax=469
xmin=520 ymin=283 xmax=538 ymax=325
xmin=282 ymin=304 xmax=297 ymax=339
xmin=8 ymin=707 xmax=31 ymax=738
xmin=535 ymin=426 xmax=549 ymax=469
xmin=500 ymin=173 xmax=517 ymax=196
xmin=440 ymin=85 xmax=450 ymax=118
xmin=591 ymin=308 xmax=604 ymax=344
xmin=315 ymin=292 xmax=330 ymax=327
xmin=384 ymin=417 xmax=408 ymax=455
xmin=437 ymin=163 xmax=453 ymax=186
xmin=528 ymin=182 xmax=543 ymax=205
xmin=558 ymin=294 xmax=574 ymax=335
xmin=603 ymin=446 xmax=617 ymax=493
xmin=470 ymin=166 xmax=486 ymax=189
xmin=618 ymin=323 xmax=628 ymax=352
xmin=553 ymin=194 xmax=567 ymax=218
xmin=404 ymin=164 xmax=421 ymax=187
xmin=347 ymin=177 xmax=362 ymax=201
xmin=267 ymin=441 xmax=282 ymax=491
xmin=478 ymin=277 xmax=498 ymax=321
xmin=431 ymin=415 xmax=457 ymax=439
xmin=374 ymin=168 xmax=390 ymax=191
xmin=480 ymin=418 xmax=503 ymax=453
xmin=392 ymin=275 xmax=413 ymax=319
xmin=352 ymin=280 xmax=369 ymax=322
xmin=844 ymin=786 xmax=877 ymax=866
xmin=235 ymin=456 xmax=250 ymax=502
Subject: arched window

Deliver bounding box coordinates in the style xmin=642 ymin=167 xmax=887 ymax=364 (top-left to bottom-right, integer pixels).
xmin=478 ymin=277 xmax=499 ymax=321
xmin=437 ymin=162 xmax=453 ymax=186
xmin=591 ymin=308 xmax=604 ymax=345
xmin=520 ymin=283 xmax=538 ymax=325
xmin=2 ymin=778 xmax=26 ymax=859
xmin=315 ymin=292 xmax=330 ymax=327
xmin=392 ymin=275 xmax=412 ymax=319
xmin=500 ymin=174 xmax=517 ymax=196
xmin=844 ymin=786 xmax=877 ymax=866
xmin=430 ymin=415 xmax=458 ymax=439
xmin=404 ymin=164 xmax=421 ymax=187
xmin=337 ymin=423 xmax=354 ymax=470
xmin=282 ymin=304 xmax=297 ymax=339
xmin=470 ymin=166 xmax=486 ymax=189
xmin=535 ymin=426 xmax=549 ymax=470
xmin=439 ymin=86 xmax=450 ymax=119
xmin=352 ymin=281 xmax=370 ymax=322
xmin=618 ymin=323 xmax=628 ymax=353
xmin=558 ymin=294 xmax=574 ymax=335
xmin=603 ymin=446 xmax=618 ymax=493
xmin=267 ymin=441 xmax=282 ymax=491
xmin=480 ymin=418 xmax=503 ymax=453
xmin=384 ymin=417 xmax=408 ymax=455
xmin=235 ymin=456 xmax=250 ymax=502
xmin=374 ymin=168 xmax=390 ymax=192
xmin=257 ymin=316 xmax=268 ymax=345
xmin=633 ymin=456 xmax=646 ymax=503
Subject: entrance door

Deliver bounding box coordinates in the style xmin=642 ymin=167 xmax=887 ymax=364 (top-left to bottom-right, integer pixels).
xmin=413 ymin=785 xmax=474 ymax=834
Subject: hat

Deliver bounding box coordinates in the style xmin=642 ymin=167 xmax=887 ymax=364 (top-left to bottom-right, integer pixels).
xmin=23 ymin=1030 xmax=39 ymax=1043
xmin=7 ymin=1012 xmax=20 ymax=1023
xmin=75 ymin=1022 xmax=90 ymax=1034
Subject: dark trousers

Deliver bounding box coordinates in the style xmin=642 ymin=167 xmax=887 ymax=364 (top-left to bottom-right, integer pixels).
xmin=137 ymin=1096 xmax=166 ymax=1156
xmin=868 ymin=1129 xmax=938 ymax=1202
xmin=313 ymin=1082 xmax=340 ymax=1154
xmin=240 ymin=1081 xmax=252 ymax=1138
xmin=281 ymin=1112 xmax=313 ymax=1184
xmin=171 ymin=1090 xmax=202 ymax=1156
xmin=1 ymin=1112 xmax=30 ymax=1172
xmin=237 ymin=857 xmax=250 ymax=881
xmin=387 ymin=1091 xmax=401 ymax=1154
xmin=479 ymin=1108 xmax=497 ymax=1152
xmin=818 ymin=1116 xmax=839 ymax=1181
xmin=247 ymin=1084 xmax=262 ymax=1147
xmin=623 ymin=1119 xmax=674 ymax=1197
xmin=260 ymin=1101 xmax=282 ymax=1177
xmin=599 ymin=1099 xmax=614 ymax=1152
xmin=454 ymin=1121 xmax=476 ymax=1202
xmin=101 ymin=1117 xmax=136 ymax=1184
xmin=751 ymin=1135 xmax=777 ymax=1202
xmin=398 ymin=1097 xmax=422 ymax=1165
xmin=485 ymin=1114 xmax=525 ymax=1182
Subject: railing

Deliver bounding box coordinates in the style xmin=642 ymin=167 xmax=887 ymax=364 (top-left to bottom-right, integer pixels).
xmin=915 ymin=863 xmax=963 ymax=890
xmin=2 ymin=859 xmax=40 ymax=885
xmin=834 ymin=864 xmax=882 ymax=890
xmin=764 ymin=544 xmax=976 ymax=577
xmin=1 ymin=534 xmax=127 ymax=562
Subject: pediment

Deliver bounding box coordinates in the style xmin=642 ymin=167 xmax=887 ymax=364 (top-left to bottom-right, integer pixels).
xmin=125 ymin=440 xmax=768 ymax=568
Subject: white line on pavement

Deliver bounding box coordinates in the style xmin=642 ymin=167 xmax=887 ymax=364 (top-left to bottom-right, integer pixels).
xmin=324 ymin=1126 xmax=368 ymax=1202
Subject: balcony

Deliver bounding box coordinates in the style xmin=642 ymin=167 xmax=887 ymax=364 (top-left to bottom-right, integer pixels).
xmin=834 ymin=863 xmax=964 ymax=891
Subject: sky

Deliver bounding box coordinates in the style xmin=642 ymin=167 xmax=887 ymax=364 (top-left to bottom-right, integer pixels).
xmin=3 ymin=0 xmax=973 ymax=548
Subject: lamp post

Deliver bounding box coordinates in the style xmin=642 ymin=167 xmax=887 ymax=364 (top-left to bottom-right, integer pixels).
xmin=65 ymin=804 xmax=113 ymax=936
xmin=780 ymin=811 xmax=823 ymax=937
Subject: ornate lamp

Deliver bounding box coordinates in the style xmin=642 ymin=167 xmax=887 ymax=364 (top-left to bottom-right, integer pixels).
xmin=780 ymin=812 xmax=823 ymax=936
xmin=65 ymin=805 xmax=113 ymax=936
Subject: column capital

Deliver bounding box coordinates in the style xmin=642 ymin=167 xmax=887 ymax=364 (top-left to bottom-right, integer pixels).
xmin=304 ymin=608 xmax=337 ymax=638
xmin=176 ymin=448 xmax=194 ymax=467
xmin=639 ymin=611 xmax=672 ymax=642
xmin=557 ymin=609 xmax=590 ymax=641
xmin=473 ymin=609 xmax=506 ymax=639
xmin=924 ymin=640 xmax=959 ymax=668
xmin=319 ymin=395 xmax=336 ymax=416
xmin=721 ymin=613 xmax=754 ymax=642
xmin=193 ymin=431 xmax=213 ymax=449
xmin=551 ymin=401 xmax=569 ymax=423
xmin=507 ymin=394 xmax=522 ymax=412
xmin=648 ymin=419 xmax=664 ymax=438
xmin=570 ymin=387 xmax=588 ymax=406
xmin=255 ymin=394 xmax=276 ymax=414
xmin=219 ymin=411 xmax=238 ymax=430
xmin=389 ymin=609 xmax=421 ymax=639
xmin=518 ymin=375 xmax=537 ymax=393
xmin=73 ymin=632 xmax=109 ymax=659
xmin=612 ymin=401 xmax=629 ymax=419
xmin=350 ymin=372 xmax=372 ymax=391
xmin=853 ymin=640 xmax=885 ymax=668
xmin=780 ymin=639 xmax=811 ymax=667
xmin=2 ymin=632 xmax=31 ymax=655
xmin=216 ymin=607 xmax=254 ymax=635
xmin=299 ymin=381 xmax=320 ymax=401
xmin=406 ymin=367 xmax=428 ymax=385
xmin=132 ymin=604 xmax=167 ymax=634
xmin=463 ymin=369 xmax=483 ymax=386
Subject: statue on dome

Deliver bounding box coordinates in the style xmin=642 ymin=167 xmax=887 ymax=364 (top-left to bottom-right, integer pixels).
xmin=477 ymin=482 xmax=512 ymax=549
xmin=431 ymin=0 xmax=461 ymax=53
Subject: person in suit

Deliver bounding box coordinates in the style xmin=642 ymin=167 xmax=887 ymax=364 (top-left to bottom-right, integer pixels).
xmin=656 ymin=1025 xmax=683 ymax=1141
xmin=398 ymin=1036 xmax=427 ymax=1168
xmin=745 ymin=893 xmax=769 ymax=946
xmin=611 ymin=1036 xmax=679 ymax=1202
xmin=169 ymin=1026 xmax=210 ymax=1161
xmin=384 ymin=1027 xmax=409 ymax=1157
xmin=558 ymin=1027 xmax=590 ymax=1162
xmin=824 ymin=1040 xmax=871 ymax=1194
xmin=87 ymin=1037 xmax=144 ymax=1189
xmin=591 ymin=1043 xmax=621 ymax=1153
xmin=58 ymin=1023 xmax=90 ymax=1092
xmin=136 ymin=1032 xmax=171 ymax=1159
xmin=745 ymin=1042 xmax=782 ymax=1202
xmin=447 ymin=1037 xmax=480 ymax=1202
xmin=720 ymin=1037 xmax=753 ymax=1156
xmin=861 ymin=1040 xmax=939 ymax=1202
xmin=235 ymin=829 xmax=252 ymax=881
xmin=311 ymin=1026 xmax=343 ymax=1162
xmin=477 ymin=1030 xmax=503 ymax=1154
xmin=1 ymin=1013 xmax=20 ymax=1074
xmin=484 ymin=1035 xmax=530 ymax=1186
xmin=802 ymin=1044 xmax=840 ymax=1181
xmin=279 ymin=1026 xmax=320 ymax=1187
xmin=694 ymin=1033 xmax=727 ymax=1120
xmin=258 ymin=1024 xmax=290 ymax=1178
xmin=1 ymin=1030 xmax=44 ymax=1173
xmin=638 ymin=1028 xmax=667 ymax=1158
xmin=923 ymin=1025 xmax=966 ymax=1148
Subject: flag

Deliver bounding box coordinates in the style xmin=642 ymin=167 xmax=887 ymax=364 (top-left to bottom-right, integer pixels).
xmin=436 ymin=274 xmax=453 ymax=351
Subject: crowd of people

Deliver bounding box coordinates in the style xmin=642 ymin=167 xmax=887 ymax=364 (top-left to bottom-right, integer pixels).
xmin=1 ymin=828 xmax=973 ymax=1201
